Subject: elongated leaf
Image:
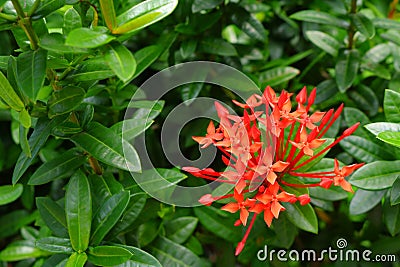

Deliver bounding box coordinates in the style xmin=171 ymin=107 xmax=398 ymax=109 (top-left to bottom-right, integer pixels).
xmin=88 ymin=173 xmax=123 ymax=212
xmin=39 ymin=33 xmax=88 ymax=54
xmin=290 ymin=10 xmax=349 ymax=28
xmin=0 ymin=210 xmax=36 ymax=239
xmin=29 ymin=149 xmax=85 ymax=185
xmin=87 ymin=246 xmax=132 ymax=266
xmin=192 ymin=0 xmax=222 ymax=13
xmin=68 ymin=57 xmax=114 ymax=81
xmin=199 ymin=38 xmax=237 ymax=56
xmin=259 ymin=66 xmax=300 ymax=87
xmin=271 ymin=212 xmax=298 ymax=249
xmin=360 ymin=60 xmax=391 ymax=80
xmin=365 ymin=122 xmax=400 ymax=136
xmin=377 ymin=131 xmax=400 ymax=148
xmin=32 ymin=0 xmax=65 ymax=19
xmin=132 ymin=45 xmax=162 ymax=80
xmin=36 ymin=197 xmax=68 ymax=237
xmin=114 ymin=0 xmax=178 ymax=34
xmin=364 ymin=43 xmax=391 ymax=63
xmin=48 ymin=86 xmax=86 ymax=118
xmin=16 ymin=48 xmax=47 ymax=100
xmin=105 ymin=42 xmax=136 ymax=82
xmin=90 ymin=191 xmax=130 ymax=246
xmin=390 ymin=177 xmax=400 ymax=205
xmin=335 ymin=49 xmax=359 ymax=92
xmin=0 ymin=70 xmax=24 ymax=111
xmin=113 ymin=244 xmax=162 ymax=267
xmin=66 ymin=170 xmax=92 ymax=252
xmin=349 ymin=189 xmax=386 ymax=215
xmin=137 ymin=220 xmax=160 ymax=247
xmin=0 ymin=184 xmax=23 ymax=205
xmin=66 ymin=27 xmax=115 ymax=48
xmin=349 ymin=85 xmax=379 ymax=117
xmin=36 ymin=237 xmax=74 ymax=254
xmin=383 ymin=197 xmax=400 ymax=236
xmin=63 ymin=7 xmax=82 ymax=35
xmin=343 ymin=107 xmax=371 ymax=140
xmin=231 ymin=6 xmax=267 ymax=41
xmin=305 ymin=31 xmax=340 ymax=57
xmin=350 ymin=161 xmax=400 ymax=190
xmin=180 ymin=83 xmax=203 ymax=106
xmin=150 ymin=236 xmax=202 ymax=267
xmin=282 ymin=202 xmax=318 ymax=233
xmin=0 ymin=241 xmax=48 ymax=261
xmin=13 ymin=116 xmax=67 ymax=184
xmin=70 ymin=122 xmax=141 ymax=172
xmin=99 ymin=0 xmax=117 ymax=30
xmin=374 ymin=18 xmax=400 ymax=30
xmin=66 ymin=252 xmax=87 ymax=267
xmin=351 ymin=13 xmax=375 ymax=38
xmin=384 ymin=89 xmax=400 ymax=123
xmin=165 ymin=217 xmax=198 ymax=244
xmin=111 ymin=119 xmax=153 ymax=140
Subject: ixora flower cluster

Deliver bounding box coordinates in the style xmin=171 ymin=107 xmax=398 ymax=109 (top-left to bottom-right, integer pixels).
xmin=183 ymin=86 xmax=364 ymax=255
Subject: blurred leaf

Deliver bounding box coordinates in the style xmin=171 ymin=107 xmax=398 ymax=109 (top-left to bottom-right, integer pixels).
xmin=360 ymin=60 xmax=391 ymax=80
xmin=113 ymin=244 xmax=162 ymax=267
xmin=105 ymin=42 xmax=136 ymax=82
xmin=138 ymin=219 xmax=160 ymax=247
xmin=0 ymin=241 xmax=48 ymax=262
xmin=66 ymin=170 xmax=92 ymax=252
xmin=66 ymin=27 xmax=115 ymax=48
xmin=364 ymin=43 xmax=391 ymax=63
xmin=305 ymin=31 xmax=340 ymax=57
xmin=348 ymin=85 xmax=379 ymax=116
xmin=87 ymin=246 xmax=132 ymax=266
xmin=36 ymin=197 xmax=68 ymax=237
xmin=315 ymin=79 xmax=338 ymax=104
xmin=282 ymin=202 xmax=318 ymax=233
xmin=383 ymin=197 xmax=400 ymax=236
xmin=130 ymin=100 xmax=164 ymax=120
xmin=19 ymin=108 xmax=31 ymax=129
xmin=180 ymin=83 xmax=203 ymax=106
xmin=351 ymin=13 xmax=375 ymax=38
xmin=32 ymin=0 xmax=65 ymax=20
xmin=199 ymin=38 xmax=237 ymax=56
xmin=66 ymin=252 xmax=87 ymax=267
xmin=48 ymin=86 xmax=86 ymax=118
xmin=350 ymin=160 xmax=400 ymax=190
xmin=185 ymin=236 xmax=203 ymax=256
xmin=374 ymin=18 xmax=400 ymax=30
xmin=390 ymin=177 xmax=400 ymax=205
xmin=165 ymin=216 xmax=198 ymax=244
xmin=343 ymin=107 xmax=371 ymax=139
xmin=377 ymin=131 xmax=400 ymax=148
xmin=63 ymin=7 xmax=82 ymax=35
xmin=259 ymin=66 xmax=300 ymax=87
xmin=384 ymin=89 xmax=400 ymax=123
xmin=231 ymin=6 xmax=267 ymax=42
xmin=349 ymin=189 xmax=386 ymax=215
xmin=0 ymin=210 xmax=36 ymax=239
xmin=290 ymin=10 xmax=349 ymax=28
xmin=0 ymin=70 xmax=24 ymax=111
xmin=35 ymin=237 xmax=74 ymax=254
xmin=0 ymin=184 xmax=23 ymax=205
xmin=271 ymin=212 xmax=297 ymax=249
xmin=335 ymin=49 xmax=359 ymax=92
xmin=131 ymin=45 xmax=162 ymax=80
xmin=365 ymin=122 xmax=400 ymax=136
xmin=180 ymin=39 xmax=197 ymax=59
xmin=192 ymin=0 xmax=222 ymax=13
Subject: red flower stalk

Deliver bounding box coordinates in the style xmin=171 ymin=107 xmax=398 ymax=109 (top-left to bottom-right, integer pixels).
xmin=182 ymin=86 xmax=364 ymax=255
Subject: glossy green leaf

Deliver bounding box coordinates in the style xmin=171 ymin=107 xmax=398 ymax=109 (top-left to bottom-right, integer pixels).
xmin=0 ymin=184 xmax=23 ymax=205
xmin=113 ymin=244 xmax=162 ymax=267
xmin=349 ymin=189 xmax=386 ymax=215
xmin=19 ymin=123 xmax=31 ymax=157
xmin=282 ymin=202 xmax=318 ymax=233
xmin=383 ymin=197 xmax=400 ymax=236
xmin=351 ymin=13 xmax=375 ymax=38
xmin=0 ymin=66 xmax=24 ymax=111
xmin=52 ymin=121 xmax=83 ymax=138
xmin=184 ymin=236 xmax=203 ymax=256
xmin=16 ymin=48 xmax=47 ymax=100
xmin=305 ymin=31 xmax=340 ymax=57
xmin=365 ymin=122 xmax=400 ymax=136
xmin=90 ymin=191 xmax=130 ymax=246
xmin=350 ymin=161 xmax=400 ymax=190
xmin=114 ymin=0 xmax=178 ymax=34
xmin=39 ymin=33 xmax=88 ymax=54
xmin=194 ymin=206 xmax=241 ymax=242
xmin=137 ymin=220 xmax=160 ymax=247
xmin=66 ymin=252 xmax=87 ymax=267
xmin=314 ymin=79 xmax=338 ymax=104
xmin=36 ymin=197 xmax=68 ymax=237
xmin=390 ymin=177 xmax=400 ymax=205
xmin=13 ymin=116 xmax=67 ymax=184
xmin=165 ymin=216 xmax=198 ymax=244
xmin=192 ymin=0 xmax=222 ymax=13
xmin=32 ymin=0 xmax=65 ymax=20
xmin=66 ymin=170 xmax=92 ymax=252
xmin=343 ymin=107 xmax=371 ymax=139
xmin=309 ymin=185 xmax=348 ymax=201
xmin=231 ymin=6 xmax=267 ymax=41
xmin=99 ymin=0 xmax=117 ymax=30
xmin=348 ymin=85 xmax=379 ymax=117
xmin=360 ymin=60 xmax=391 ymax=80
xmin=374 ymin=18 xmax=400 ymax=30
xmin=377 ymin=131 xmax=400 ymax=148
xmin=105 ymin=42 xmax=136 ymax=82
xmin=364 ymin=43 xmax=391 ymax=63
xmin=29 ymin=149 xmax=85 ymax=185
xmin=259 ymin=66 xmax=300 ymax=87
xmin=111 ymin=119 xmax=153 ymax=140
xmin=290 ymin=10 xmax=349 ymax=28
xmin=87 ymin=246 xmax=132 ymax=266
xmin=66 ymin=27 xmax=115 ymax=48
xmin=48 ymin=86 xmax=86 ymax=118
xmin=35 ymin=237 xmax=74 ymax=254
xmin=70 ymin=122 xmax=141 ymax=172
xmin=68 ymin=57 xmax=114 ymax=81
xmin=0 ymin=210 xmax=36 ymax=239
xmin=88 ymin=173 xmax=123 ymax=211
xmin=19 ymin=108 xmax=31 ymax=129
xmin=199 ymin=38 xmax=237 ymax=56
xmin=0 ymin=241 xmax=48 ymax=261
xmin=335 ymin=49 xmax=360 ymax=92
xmin=384 ymin=89 xmax=400 ymax=123
xmin=131 ymin=45 xmax=162 ymax=80
xmin=43 ymin=254 xmax=69 ymax=267
xmin=150 ymin=236 xmax=202 ymax=267
xmin=63 ymin=7 xmax=82 ymax=35
xmin=271 ymin=212 xmax=297 ymax=249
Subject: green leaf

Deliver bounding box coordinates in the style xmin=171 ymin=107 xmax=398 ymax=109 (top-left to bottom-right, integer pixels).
xmin=87 ymin=246 xmax=132 ymax=266
xmin=180 ymin=39 xmax=197 ymax=59
xmin=105 ymin=42 xmax=136 ymax=82
xmin=112 ymin=244 xmax=162 ymax=267
xmin=129 ymin=100 xmax=164 ymax=120
xmin=349 ymin=189 xmax=386 ymax=215
xmin=165 ymin=216 xmax=198 ymax=244
xmin=383 ymin=197 xmax=400 ymax=236
xmin=150 ymin=236 xmax=202 ymax=267
xmin=13 ymin=116 xmax=67 ymax=184
xmin=99 ymin=0 xmax=117 ymax=30
xmin=194 ymin=206 xmax=241 ymax=243
xmin=35 ymin=237 xmax=74 ymax=254
xmin=364 ymin=43 xmax=391 ymax=63
xmin=343 ymin=107 xmax=371 ymax=140
xmin=360 ymin=60 xmax=391 ymax=80
xmin=66 ymin=170 xmax=92 ymax=252
xmin=111 ymin=119 xmax=154 ymax=140
xmin=192 ymin=0 xmax=222 ymax=13
xmin=66 ymin=252 xmax=87 ymax=267
xmin=63 ymin=7 xmax=82 ymax=35
xmin=29 ymin=149 xmax=85 ymax=185
xmin=16 ymin=48 xmax=47 ymax=100
xmin=0 ymin=210 xmax=36 ymax=239
xmin=281 ymin=202 xmax=318 ymax=233
xmin=348 ymin=85 xmax=379 ymax=117
xmin=350 ymin=161 xmax=400 ymax=190
xmin=114 ymin=0 xmax=178 ymax=34
xmin=52 ymin=121 xmax=83 ymax=138
xmin=36 ymin=197 xmax=68 ymax=237
xmin=20 ymin=124 xmax=31 ymax=157
xmin=335 ymin=49 xmax=360 ymax=92
xmin=180 ymin=83 xmax=203 ymax=106
xmin=132 ymin=45 xmax=162 ymax=80
xmin=290 ymin=10 xmax=349 ymax=28
xmin=32 ymin=0 xmax=65 ymax=20
xmin=231 ymin=6 xmax=267 ymax=41
xmin=374 ymin=18 xmax=400 ymax=30
xmin=351 ymin=13 xmax=375 ymax=38
xmin=259 ymin=66 xmax=300 ymax=87
xmin=384 ymin=89 xmax=400 ymax=123
xmin=68 ymin=57 xmax=114 ymax=81
xmin=0 ymin=241 xmax=48 ymax=262
xmin=137 ymin=220 xmax=160 ymax=247
xmin=90 ymin=191 xmax=130 ymax=246
xmin=293 ymin=138 xmax=334 ymax=172
xmin=309 ymin=185 xmax=348 ymax=201
xmin=70 ymin=122 xmax=141 ymax=172
xmin=88 ymin=173 xmax=123 ymax=211
xmin=377 ymin=131 xmax=400 ymax=148
xmin=390 ymin=177 xmax=400 ymax=205
xmin=199 ymin=38 xmax=237 ymax=56
xmin=48 ymin=86 xmax=86 ymax=118
xmin=0 ymin=184 xmax=23 ymax=205
xmin=314 ymin=79 xmax=338 ymax=104
xmin=0 ymin=70 xmax=24 ymax=111
xmin=66 ymin=27 xmax=115 ymax=48
xmin=365 ymin=122 xmax=400 ymax=136
xmin=39 ymin=33 xmax=89 ymax=54
xmin=271 ymin=212 xmax=298 ymax=249
xmin=19 ymin=108 xmax=31 ymax=129
xmin=305 ymin=31 xmax=340 ymax=57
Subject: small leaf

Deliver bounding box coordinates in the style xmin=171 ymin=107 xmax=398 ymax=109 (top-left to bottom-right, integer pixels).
xmin=282 ymin=202 xmax=318 ymax=234
xmin=63 ymin=7 xmax=82 ymax=35
xmin=66 ymin=170 xmax=92 ymax=252
xmin=374 ymin=18 xmax=400 ymax=30
xmin=364 ymin=43 xmax=391 ymax=63
xmin=231 ymin=6 xmax=267 ymax=41
xmin=351 ymin=13 xmax=375 ymax=38
xmin=0 ymin=241 xmax=48 ymax=262
xmin=66 ymin=27 xmax=115 ymax=48
xmin=48 ymin=86 xmax=86 ymax=118
xmin=390 ymin=177 xmax=400 ymax=205
xmin=377 ymin=131 xmax=400 ymax=148
xmin=87 ymin=246 xmax=132 ymax=266
xmin=290 ymin=10 xmax=349 ymax=28
xmin=99 ymin=0 xmax=117 ymax=30
xmin=35 ymin=237 xmax=74 ymax=254
xmin=384 ymin=89 xmax=400 ymax=123
xmin=39 ymin=33 xmax=88 ymax=54
xmin=350 ymin=161 xmax=400 ymax=190
xmin=365 ymin=122 xmax=400 ymax=136
xmin=66 ymin=252 xmax=87 ymax=267
xmin=305 ymin=31 xmax=340 ymax=57
xmin=32 ymin=0 xmax=65 ymax=20
xmin=137 ymin=220 xmax=160 ymax=247
xmin=36 ymin=197 xmax=68 ymax=237
xmin=0 ymin=70 xmax=24 ymax=111
xmin=112 ymin=244 xmax=162 ymax=267
xmin=335 ymin=49 xmax=360 ymax=92
xmin=68 ymin=57 xmax=114 ymax=81
xmin=383 ymin=197 xmax=400 ymax=236
xmin=131 ymin=45 xmax=162 ymax=80
xmin=19 ymin=109 xmax=31 ymax=129
xmin=349 ymin=189 xmax=386 ymax=215
xmin=105 ymin=42 xmax=136 ymax=82
xmin=192 ymin=0 xmax=222 ymax=13
xmin=165 ymin=216 xmax=198 ymax=244
xmin=259 ymin=66 xmax=300 ymax=87
xmin=111 ymin=119 xmax=153 ymax=140
xmin=0 ymin=184 xmax=23 ymax=205
xmin=199 ymin=38 xmax=237 ymax=56
xmin=343 ymin=107 xmax=371 ymax=140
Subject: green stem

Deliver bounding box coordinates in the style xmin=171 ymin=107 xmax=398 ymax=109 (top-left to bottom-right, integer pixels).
xmin=11 ymin=0 xmax=25 ymax=18
xmin=347 ymin=0 xmax=357 ymax=49
xmin=11 ymin=0 xmax=39 ymax=50
xmin=27 ymin=0 xmax=41 ymax=17
xmin=0 ymin=12 xmax=17 ymax=21
xmin=58 ymin=54 xmax=89 ymax=81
